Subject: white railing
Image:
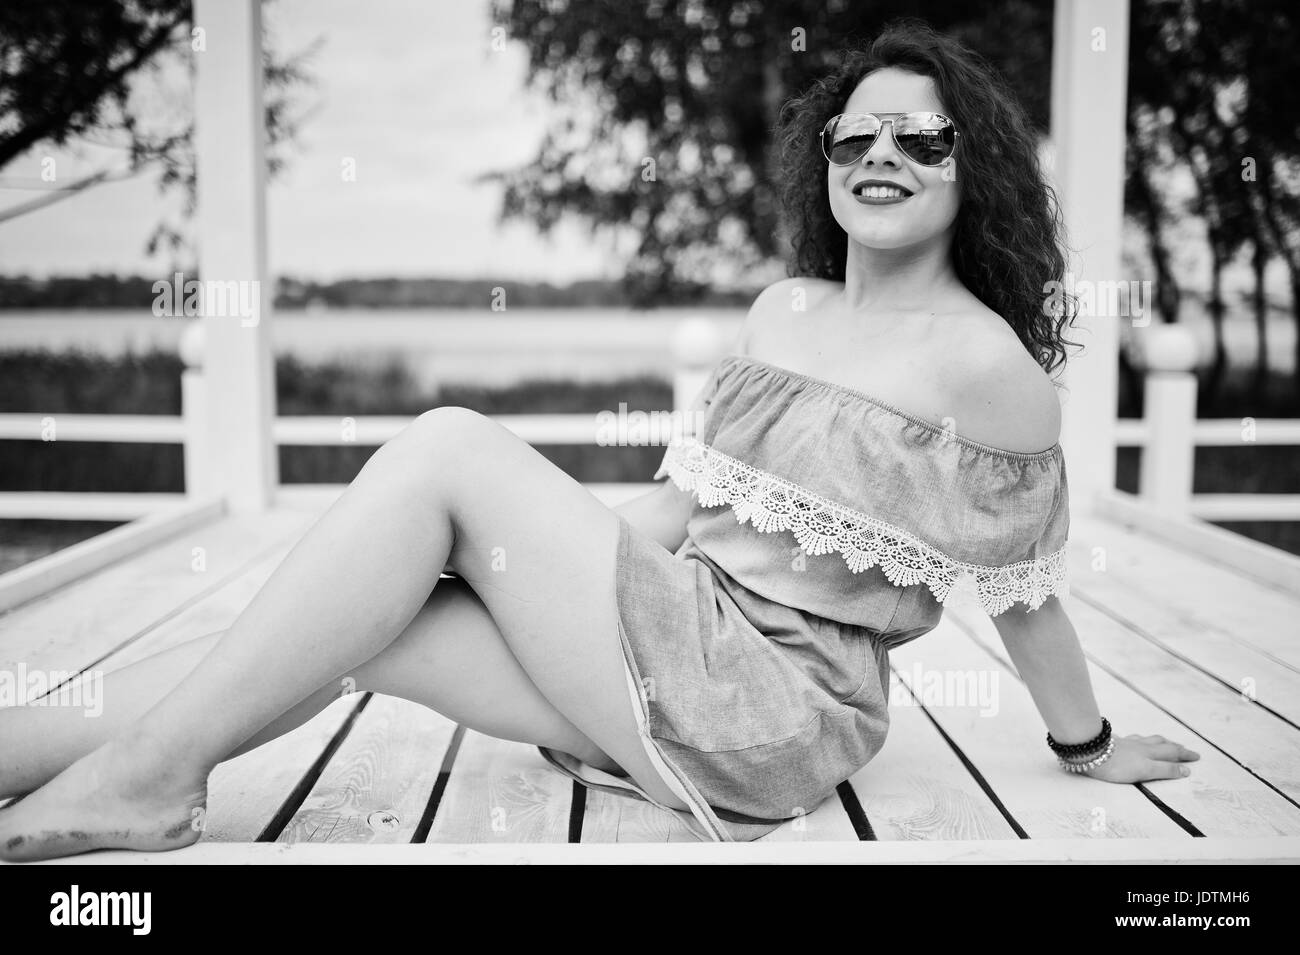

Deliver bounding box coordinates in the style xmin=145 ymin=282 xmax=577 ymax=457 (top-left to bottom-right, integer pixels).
xmin=0 ymin=317 xmax=1296 ymax=522
xmin=1120 ymin=323 xmax=1300 ymax=522
xmin=0 ymin=318 xmax=729 ymax=520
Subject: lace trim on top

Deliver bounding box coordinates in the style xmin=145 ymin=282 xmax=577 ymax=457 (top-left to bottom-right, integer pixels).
xmin=657 ymin=435 xmax=1068 ymax=616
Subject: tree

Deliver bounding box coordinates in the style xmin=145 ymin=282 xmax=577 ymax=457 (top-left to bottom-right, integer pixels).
xmin=486 ymin=0 xmax=1052 ymax=305
xmin=1127 ymin=0 xmax=1300 ymax=408
xmin=0 ymin=0 xmax=316 ymax=260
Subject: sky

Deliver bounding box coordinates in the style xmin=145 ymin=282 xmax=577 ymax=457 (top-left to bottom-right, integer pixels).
xmin=0 ymin=0 xmax=613 ymax=282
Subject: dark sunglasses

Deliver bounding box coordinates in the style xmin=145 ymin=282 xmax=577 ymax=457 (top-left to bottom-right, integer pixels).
xmin=821 ymin=112 xmax=959 ymax=168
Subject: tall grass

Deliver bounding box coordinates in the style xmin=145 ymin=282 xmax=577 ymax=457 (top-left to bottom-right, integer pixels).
xmin=0 ymin=349 xmax=672 ymax=492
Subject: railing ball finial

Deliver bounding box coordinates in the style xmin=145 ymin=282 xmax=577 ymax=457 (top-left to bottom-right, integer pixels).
xmin=179 ymin=320 xmax=207 ymax=370
xmin=1140 ymin=322 xmax=1199 ymax=374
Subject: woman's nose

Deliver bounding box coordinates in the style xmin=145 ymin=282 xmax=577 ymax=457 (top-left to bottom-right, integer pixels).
xmin=858 ymin=121 xmax=902 ymax=167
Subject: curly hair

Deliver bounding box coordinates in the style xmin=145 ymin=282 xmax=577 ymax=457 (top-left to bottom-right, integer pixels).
xmin=776 ymin=18 xmax=1079 ymax=377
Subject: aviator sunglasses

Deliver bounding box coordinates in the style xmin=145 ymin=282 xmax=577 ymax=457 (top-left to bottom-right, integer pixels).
xmin=820 ymin=112 xmax=959 ymax=168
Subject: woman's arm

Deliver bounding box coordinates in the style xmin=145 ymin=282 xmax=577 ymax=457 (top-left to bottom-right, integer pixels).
xmin=612 ymin=480 xmax=696 ymax=553
xmin=992 ymin=596 xmax=1201 ymax=782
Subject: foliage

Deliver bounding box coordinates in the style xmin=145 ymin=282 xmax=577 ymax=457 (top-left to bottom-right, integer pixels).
xmin=0 ymin=0 xmax=317 ymax=261
xmin=1126 ymin=0 xmax=1300 ymax=403
xmin=486 ymin=0 xmax=1052 ymax=304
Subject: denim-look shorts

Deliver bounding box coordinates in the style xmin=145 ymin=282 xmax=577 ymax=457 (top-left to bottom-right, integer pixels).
xmin=538 ymin=514 xmax=893 ymax=842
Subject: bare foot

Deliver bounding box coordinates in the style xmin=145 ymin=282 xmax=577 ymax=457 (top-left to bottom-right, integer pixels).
xmin=0 ymin=737 xmax=207 ymax=863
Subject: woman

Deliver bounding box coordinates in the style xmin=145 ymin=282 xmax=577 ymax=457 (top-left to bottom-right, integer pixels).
xmin=0 ymin=21 xmax=1199 ymax=859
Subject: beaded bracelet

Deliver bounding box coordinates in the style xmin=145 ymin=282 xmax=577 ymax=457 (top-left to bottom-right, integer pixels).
xmin=1047 ymin=717 xmax=1110 ymax=757
xmin=1059 ymin=736 xmax=1116 ymax=774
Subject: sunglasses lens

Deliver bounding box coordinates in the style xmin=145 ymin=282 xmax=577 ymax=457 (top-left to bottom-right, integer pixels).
xmin=823 ymin=114 xmax=880 ymax=165
xmin=892 ymin=113 xmax=956 ymax=166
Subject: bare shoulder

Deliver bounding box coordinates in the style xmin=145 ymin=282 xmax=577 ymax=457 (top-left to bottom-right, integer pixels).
xmin=735 ymin=276 xmax=840 ymax=354
xmin=944 ymin=316 xmax=1062 ymax=454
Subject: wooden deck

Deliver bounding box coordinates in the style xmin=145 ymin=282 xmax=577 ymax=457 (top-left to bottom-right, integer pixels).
xmin=3 ymin=487 xmax=1300 ymax=863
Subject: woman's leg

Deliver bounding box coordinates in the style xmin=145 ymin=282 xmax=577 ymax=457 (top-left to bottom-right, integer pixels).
xmin=0 ymin=576 xmax=620 ymax=800
xmin=0 ymin=407 xmax=687 ymax=861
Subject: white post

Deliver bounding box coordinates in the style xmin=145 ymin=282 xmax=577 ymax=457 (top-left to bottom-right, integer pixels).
xmin=1050 ymin=0 xmax=1130 ymax=518
xmin=1138 ymin=324 xmax=1199 ymax=517
xmin=192 ymin=0 xmax=277 ymax=512
xmin=179 ymin=321 xmax=212 ymax=498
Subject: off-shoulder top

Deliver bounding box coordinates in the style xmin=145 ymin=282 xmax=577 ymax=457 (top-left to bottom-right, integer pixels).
xmin=654 ymin=354 xmax=1070 ymax=644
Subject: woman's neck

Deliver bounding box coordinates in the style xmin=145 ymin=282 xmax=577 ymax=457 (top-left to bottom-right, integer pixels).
xmin=841 ymin=235 xmax=962 ymax=319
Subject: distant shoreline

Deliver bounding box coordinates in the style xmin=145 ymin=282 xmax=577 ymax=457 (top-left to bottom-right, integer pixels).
xmin=0 ymin=274 xmax=763 ymax=310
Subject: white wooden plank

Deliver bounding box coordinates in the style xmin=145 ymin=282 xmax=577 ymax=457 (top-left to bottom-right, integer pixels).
xmin=0 ymin=492 xmax=194 ymax=521
xmin=0 ymin=508 xmax=315 ymax=694
xmin=0 ymin=498 xmax=221 ymax=611
xmin=0 ymin=415 xmax=186 ymax=443
xmin=1015 ymin=590 xmax=1300 ymax=805
xmin=423 ymin=729 xmax=574 ymax=843
xmin=889 ymin=618 xmax=1190 ymax=839
xmin=203 ymin=695 xmax=362 ymax=842
xmin=1093 ymin=490 xmax=1300 ymax=596
xmin=1067 ymin=560 xmax=1300 ymax=723
xmin=760 ymin=791 xmax=859 ymax=842
xmin=1190 ymin=494 xmax=1300 ymax=521
xmin=275 ymin=414 xmax=633 ymax=446
xmin=848 ymin=686 xmax=1020 ymax=841
xmin=581 ymin=777 xmax=858 ymax=843
xmin=1070 ymin=512 xmax=1300 ymax=670
xmin=580 ymin=791 xmax=701 ymax=842
xmin=1189 ymin=419 xmax=1300 ymax=445
xmin=944 ymin=591 xmax=1300 ymax=838
xmin=275 ymin=694 xmax=457 ymax=845
xmin=21 ymin=836 xmax=1300 ymax=865
xmin=36 ymin=504 xmax=364 ymax=844
xmin=94 ymin=530 xmax=301 ymax=673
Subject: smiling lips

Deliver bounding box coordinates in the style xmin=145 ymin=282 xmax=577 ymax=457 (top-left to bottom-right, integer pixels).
xmin=851 ymin=179 xmax=913 ymax=205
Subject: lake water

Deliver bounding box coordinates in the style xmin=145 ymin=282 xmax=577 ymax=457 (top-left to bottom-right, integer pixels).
xmin=0 ymin=308 xmax=747 ymax=388
xmin=0 ymin=305 xmax=1292 ymax=388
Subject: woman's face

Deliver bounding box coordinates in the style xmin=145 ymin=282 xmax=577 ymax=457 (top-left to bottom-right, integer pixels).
xmin=826 ymin=68 xmax=961 ymax=253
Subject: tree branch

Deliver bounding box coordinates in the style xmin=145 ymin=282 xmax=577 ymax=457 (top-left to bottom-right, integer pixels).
xmin=0 ymin=167 xmax=134 ymax=224
xmin=0 ymin=9 xmax=189 ymax=168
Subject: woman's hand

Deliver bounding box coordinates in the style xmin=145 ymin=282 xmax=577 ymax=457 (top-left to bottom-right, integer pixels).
xmin=1080 ymin=734 xmax=1201 ymax=783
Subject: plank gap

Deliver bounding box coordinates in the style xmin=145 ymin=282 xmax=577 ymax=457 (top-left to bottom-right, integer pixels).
xmin=941 ymin=592 xmax=1300 ymax=837
xmin=835 ymin=781 xmax=875 ymax=840
xmin=1134 ymin=783 xmax=1205 ymax=837
xmin=1044 ymin=613 xmax=1300 ymax=816
xmin=410 ymin=722 xmax=466 ymax=843
xmin=890 ymin=660 xmax=1031 ymax=840
xmin=255 ymin=692 xmax=372 ymax=842
xmin=567 ymin=781 xmax=587 ymax=843
xmin=1071 ymin=588 xmax=1300 ymax=732
xmin=24 ymin=534 xmax=302 ymax=703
